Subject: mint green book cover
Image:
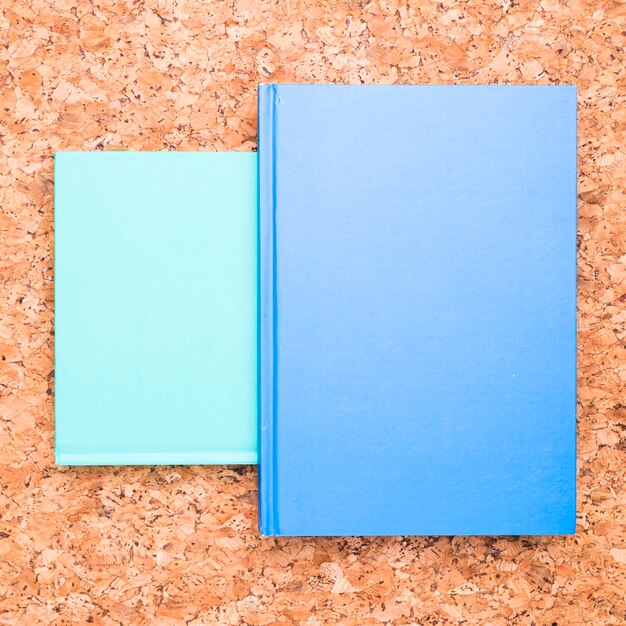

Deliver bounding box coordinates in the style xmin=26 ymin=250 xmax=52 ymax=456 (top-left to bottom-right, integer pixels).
xmin=54 ymin=152 xmax=257 ymax=465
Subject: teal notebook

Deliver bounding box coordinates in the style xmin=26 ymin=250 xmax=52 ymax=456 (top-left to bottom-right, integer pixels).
xmin=54 ymin=152 xmax=257 ymax=465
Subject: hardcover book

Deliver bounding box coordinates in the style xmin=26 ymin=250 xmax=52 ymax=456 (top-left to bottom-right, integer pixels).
xmin=258 ymin=84 xmax=577 ymax=536
xmin=55 ymin=152 xmax=257 ymax=465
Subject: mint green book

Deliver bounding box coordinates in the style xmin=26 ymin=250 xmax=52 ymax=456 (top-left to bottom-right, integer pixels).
xmin=54 ymin=152 xmax=257 ymax=465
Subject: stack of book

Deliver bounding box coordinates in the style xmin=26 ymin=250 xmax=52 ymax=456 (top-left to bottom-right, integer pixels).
xmin=55 ymin=84 xmax=577 ymax=537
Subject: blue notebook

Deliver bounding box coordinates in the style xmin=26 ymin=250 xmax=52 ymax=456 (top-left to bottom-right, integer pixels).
xmin=55 ymin=152 xmax=258 ymax=465
xmin=258 ymin=84 xmax=577 ymax=536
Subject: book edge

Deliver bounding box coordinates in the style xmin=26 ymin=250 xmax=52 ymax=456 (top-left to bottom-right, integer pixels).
xmin=258 ymin=83 xmax=279 ymax=536
xmin=55 ymin=451 xmax=258 ymax=466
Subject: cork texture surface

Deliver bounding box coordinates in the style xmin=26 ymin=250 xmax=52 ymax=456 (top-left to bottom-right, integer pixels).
xmin=1 ymin=0 xmax=625 ymax=624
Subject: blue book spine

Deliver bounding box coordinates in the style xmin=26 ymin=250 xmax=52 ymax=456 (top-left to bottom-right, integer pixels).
xmin=258 ymin=84 xmax=278 ymax=535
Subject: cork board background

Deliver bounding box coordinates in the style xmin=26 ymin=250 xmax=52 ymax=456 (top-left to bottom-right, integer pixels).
xmin=1 ymin=0 xmax=625 ymax=624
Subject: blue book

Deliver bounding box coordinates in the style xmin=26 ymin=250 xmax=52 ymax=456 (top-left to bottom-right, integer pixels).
xmin=55 ymin=152 xmax=258 ymax=465
xmin=258 ymin=84 xmax=577 ymax=536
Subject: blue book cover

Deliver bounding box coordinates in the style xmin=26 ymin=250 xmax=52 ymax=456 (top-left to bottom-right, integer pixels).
xmin=258 ymin=84 xmax=577 ymax=536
